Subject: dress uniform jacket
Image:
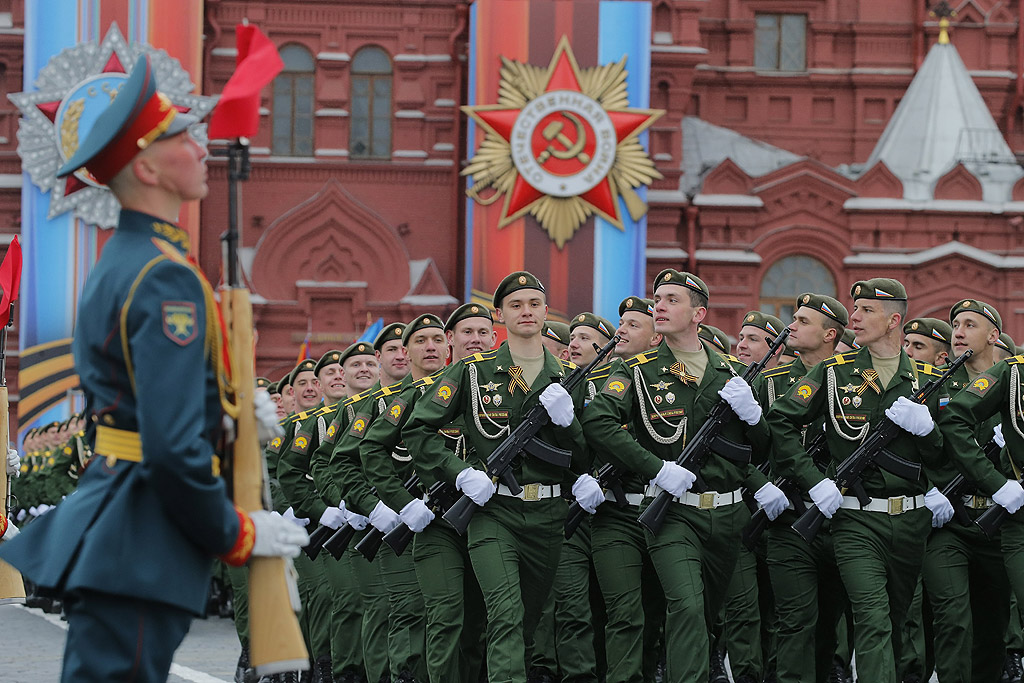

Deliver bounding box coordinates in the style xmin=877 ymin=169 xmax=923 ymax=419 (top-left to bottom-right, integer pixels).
xmin=0 ymin=210 xmax=246 ymax=615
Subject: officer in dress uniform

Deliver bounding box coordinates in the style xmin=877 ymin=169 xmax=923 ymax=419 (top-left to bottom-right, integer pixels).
xmin=403 ymin=271 xmax=590 ymax=683
xmin=0 ymin=55 xmax=306 ymax=681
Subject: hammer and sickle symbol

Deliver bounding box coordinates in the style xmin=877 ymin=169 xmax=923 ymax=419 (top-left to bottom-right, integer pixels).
xmin=537 ymin=111 xmax=590 ymax=165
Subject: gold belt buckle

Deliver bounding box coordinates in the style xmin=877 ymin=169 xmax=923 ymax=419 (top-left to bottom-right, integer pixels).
xmin=888 ymin=496 xmax=904 ymax=515
xmin=699 ymin=492 xmax=716 ymax=509
xmin=523 ymin=484 xmax=541 ymax=501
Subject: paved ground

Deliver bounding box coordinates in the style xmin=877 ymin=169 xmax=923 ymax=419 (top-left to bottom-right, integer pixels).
xmin=0 ymin=603 xmax=241 ymax=682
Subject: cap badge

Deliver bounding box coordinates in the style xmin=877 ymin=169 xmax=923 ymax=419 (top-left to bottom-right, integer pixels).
xmin=626 ymin=298 xmax=633 ymax=307
xmin=663 ymin=273 xmax=672 ymax=282
xmin=802 ymin=294 xmax=810 ymax=304
xmin=358 ymin=344 xmax=365 ymax=351
xmin=578 ymin=315 xmax=585 ymax=322
xmin=911 ymin=322 xmax=919 ymax=330
xmin=746 ymin=314 xmax=755 ymax=322
xmin=518 ymin=275 xmax=527 ymax=285
xmin=471 ymin=305 xmax=479 ymax=313
xmin=854 ymin=285 xmax=862 ymax=295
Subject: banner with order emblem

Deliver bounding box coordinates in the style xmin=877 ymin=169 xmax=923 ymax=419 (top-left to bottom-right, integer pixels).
xmin=12 ymin=1 xmax=208 ymax=440
xmin=463 ymin=0 xmax=661 ymax=322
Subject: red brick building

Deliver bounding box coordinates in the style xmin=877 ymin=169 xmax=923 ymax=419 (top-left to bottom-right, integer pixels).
xmin=2 ymin=0 xmax=1024 ymax=389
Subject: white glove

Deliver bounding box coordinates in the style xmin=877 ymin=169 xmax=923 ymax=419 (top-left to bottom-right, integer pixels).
xmin=250 ymin=510 xmax=310 ymax=558
xmin=2 ymin=521 xmax=18 ymax=541
xmin=16 ymin=509 xmax=26 ymax=522
xmin=994 ymin=424 xmax=1006 ymax=449
xmin=369 ymin=500 xmax=401 ymax=534
xmin=993 ymin=480 xmax=1024 ymax=515
xmin=572 ymin=473 xmax=606 ymax=514
xmin=456 ymin=467 xmax=496 ymax=506
xmin=28 ymin=506 xmax=38 ymax=518
xmin=318 ymin=505 xmax=346 ymax=530
xmin=539 ymin=383 xmax=575 ymax=427
xmin=718 ymin=376 xmax=762 ymax=426
xmin=344 ymin=509 xmax=369 ymax=531
xmin=283 ymin=507 xmax=310 ymax=528
xmin=924 ymin=487 xmax=954 ymax=528
xmin=754 ymin=482 xmax=791 ymax=521
xmin=399 ymin=498 xmax=435 ymax=533
xmin=254 ymin=388 xmax=284 ymax=445
xmin=650 ymin=461 xmax=697 ymax=498
xmin=6 ymin=447 xmax=19 ymax=477
xmin=38 ymin=504 xmax=52 ymax=515
xmin=885 ymin=396 xmax=934 ymax=437
xmin=809 ymin=478 xmax=843 ymax=519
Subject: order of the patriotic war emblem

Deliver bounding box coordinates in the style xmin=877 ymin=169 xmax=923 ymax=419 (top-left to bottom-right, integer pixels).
xmin=10 ymin=24 xmax=215 ymax=228
xmin=462 ymin=36 xmax=664 ymax=248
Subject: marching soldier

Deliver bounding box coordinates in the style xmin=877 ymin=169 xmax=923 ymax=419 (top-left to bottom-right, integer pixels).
xmin=766 ymin=278 xmax=949 ymax=682
xmin=902 ymin=318 xmax=951 ymax=368
xmin=612 ymin=296 xmax=660 ymax=360
xmin=582 ymin=269 xmax=784 ymax=681
xmin=403 ymin=271 xmax=590 ymax=683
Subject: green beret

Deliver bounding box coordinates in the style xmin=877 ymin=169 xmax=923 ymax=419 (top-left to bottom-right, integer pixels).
xmin=314 ymin=349 xmax=345 ymax=376
xmin=339 ymin=341 xmax=376 ymax=365
xmin=903 ymin=318 xmax=952 ymax=344
xmin=949 ymin=298 xmax=1002 ymax=332
xmin=654 ymin=269 xmax=709 ymax=300
xmin=697 ymin=324 xmax=730 ymax=353
xmin=402 ymin=314 xmax=445 ymax=345
xmin=542 ymin=321 xmax=570 ymax=346
xmin=851 ymin=278 xmax=907 ymax=301
xmin=795 ymin=292 xmax=849 ymax=327
xmin=374 ymin=323 xmax=406 ymax=351
xmin=569 ymin=312 xmax=615 ymax=340
xmin=493 ymin=271 xmax=545 ymax=308
xmin=288 ymin=358 xmax=318 ymax=386
xmin=445 ymin=303 xmax=493 ymax=332
xmin=256 ymin=377 xmax=272 ymax=390
xmin=739 ymin=311 xmax=786 ymax=339
xmin=619 ymin=296 xmax=654 ymax=318
xmin=840 ymin=329 xmax=860 ymax=349
xmin=270 ymin=376 xmax=288 ymax=394
xmin=997 ymin=333 xmax=1015 ymax=353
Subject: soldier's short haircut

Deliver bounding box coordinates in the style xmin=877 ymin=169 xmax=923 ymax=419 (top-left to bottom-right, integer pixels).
xmin=882 ymin=299 xmax=908 ymax=322
xmin=820 ymin=315 xmax=845 ymax=349
xmin=688 ymin=289 xmax=708 ymax=310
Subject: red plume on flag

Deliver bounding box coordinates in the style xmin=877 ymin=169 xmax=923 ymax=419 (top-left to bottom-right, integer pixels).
xmin=207 ymin=24 xmax=284 ymax=139
xmin=0 ymin=236 xmax=23 ymax=328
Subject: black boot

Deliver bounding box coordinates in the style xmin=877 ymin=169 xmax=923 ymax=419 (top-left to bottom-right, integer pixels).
xmin=709 ymin=647 xmax=729 ymax=683
xmin=526 ymin=667 xmax=557 ymax=683
xmin=1004 ymin=651 xmax=1024 ymax=683
xmin=234 ymin=647 xmax=251 ymax=683
xmin=314 ymin=656 xmax=334 ymax=683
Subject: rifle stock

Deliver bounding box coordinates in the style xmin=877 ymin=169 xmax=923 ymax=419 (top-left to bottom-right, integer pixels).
xmin=323 ymin=524 xmax=358 ymax=559
xmin=302 ymin=524 xmax=333 ymax=560
xmin=0 ymin=384 xmax=25 ymax=605
xmin=354 ymin=527 xmax=385 ymax=561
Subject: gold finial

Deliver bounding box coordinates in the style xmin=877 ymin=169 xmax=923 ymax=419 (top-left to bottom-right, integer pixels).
xmin=929 ymin=1 xmax=956 ymax=45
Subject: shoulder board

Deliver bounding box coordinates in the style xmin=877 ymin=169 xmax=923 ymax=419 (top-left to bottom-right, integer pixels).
xmin=626 ymin=349 xmax=659 ymax=368
xmin=560 ymin=359 xmax=577 ymax=371
xmin=762 ymin=361 xmax=796 ymax=378
xmin=464 ymin=350 xmax=498 ymax=364
xmin=722 ymin=354 xmax=741 ymax=364
xmin=588 ymin=365 xmax=614 ymax=382
xmin=411 ymin=373 xmax=440 ymax=389
xmin=826 ymin=350 xmax=859 ymax=367
xmin=1008 ymin=355 xmax=1024 ymax=366
xmin=344 ymin=388 xmax=374 ymax=406
xmin=315 ymin=402 xmax=338 ymax=417
xmin=372 ymin=380 xmax=405 ymax=399
xmin=913 ymin=361 xmax=943 ymax=377
xmin=289 ymin=410 xmax=311 ymax=424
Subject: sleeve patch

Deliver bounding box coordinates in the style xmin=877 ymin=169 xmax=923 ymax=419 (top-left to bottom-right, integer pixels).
xmin=601 ymin=376 xmax=632 ymax=398
xmin=161 ymin=301 xmax=198 ymax=346
xmin=384 ymin=397 xmax=408 ymax=426
xmin=348 ymin=413 xmax=371 ymax=439
xmin=291 ymin=432 xmax=311 ymax=455
xmin=325 ymin=419 xmax=340 ymax=443
xmin=792 ymin=377 xmax=820 ymax=405
xmin=267 ymin=436 xmax=283 ymax=454
xmin=967 ymin=372 xmax=997 ymax=397
xmin=432 ymin=379 xmax=458 ymax=407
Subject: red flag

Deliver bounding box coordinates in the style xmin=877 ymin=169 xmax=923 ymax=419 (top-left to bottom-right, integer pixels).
xmin=207 ymin=24 xmax=284 ymax=139
xmin=0 ymin=236 xmax=22 ymax=328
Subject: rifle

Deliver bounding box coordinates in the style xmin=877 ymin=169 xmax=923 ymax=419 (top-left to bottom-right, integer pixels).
xmin=323 ymin=523 xmax=358 ymax=560
xmin=973 ymin=439 xmax=1018 ymax=537
xmin=221 ymin=139 xmax=308 ymax=674
xmin=637 ymin=328 xmax=791 ymax=535
xmin=940 ymin=436 xmax=1001 ymax=527
xmin=791 ymin=349 xmax=972 ymax=543
xmin=442 ymin=335 xmax=621 ymax=535
xmin=384 ymin=477 xmax=460 ymax=556
xmin=302 ymin=524 xmax=335 ymax=561
xmin=0 ymin=290 xmax=25 ymax=605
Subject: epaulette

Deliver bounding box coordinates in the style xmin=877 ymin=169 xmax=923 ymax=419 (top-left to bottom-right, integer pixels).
xmin=588 ymin=365 xmax=614 ymax=382
xmin=913 ymin=360 xmax=943 ymax=377
xmin=826 ymin=350 xmax=859 ymax=367
xmin=559 ymin=359 xmax=577 ymax=371
xmin=314 ymin=402 xmax=338 ymax=417
xmin=288 ymin=410 xmax=312 ymax=425
xmin=344 ymin=387 xmax=375 ymax=406
xmin=1008 ymin=355 xmax=1024 ymax=366
xmin=411 ymin=371 xmax=442 ymax=389
xmin=626 ymin=349 xmax=659 ymax=368
xmin=464 ymin=350 xmax=499 ymax=364
xmin=722 ymin=353 xmax=741 ymax=364
xmin=372 ymin=380 xmax=405 ymax=399
xmin=762 ymin=361 xmax=797 ymax=378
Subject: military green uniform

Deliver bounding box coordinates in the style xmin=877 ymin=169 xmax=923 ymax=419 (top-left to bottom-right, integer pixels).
xmin=403 ymin=341 xmax=588 ymax=683
xmin=582 ymin=339 xmax=770 ymax=681
xmin=767 ymin=345 xmax=946 ymax=683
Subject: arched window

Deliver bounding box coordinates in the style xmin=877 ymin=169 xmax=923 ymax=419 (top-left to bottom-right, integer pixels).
xmin=759 ymin=255 xmax=836 ymax=322
xmin=272 ymin=44 xmax=315 ymax=156
xmin=350 ymin=46 xmax=392 ymax=159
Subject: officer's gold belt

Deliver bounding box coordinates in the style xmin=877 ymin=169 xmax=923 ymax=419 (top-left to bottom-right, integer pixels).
xmin=94 ymin=426 xmax=142 ymax=466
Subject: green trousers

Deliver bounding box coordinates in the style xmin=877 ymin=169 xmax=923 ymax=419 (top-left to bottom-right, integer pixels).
xmin=319 ymin=551 xmax=365 ymax=678
xmin=348 ymin=533 xmax=391 ymax=682
xmin=897 ymin=576 xmax=933 ymax=682
xmin=467 ymin=495 xmax=566 ymax=683
xmin=643 ymin=499 xmax=745 ymax=682
xmin=765 ymin=517 xmax=845 ymax=683
xmin=375 ymin=544 xmax=428 ymax=682
xmin=413 ymin=521 xmax=486 ymax=683
xmin=923 ymin=517 xmax=1008 ymax=682
xmin=718 ymin=539 xmax=771 ymax=681
xmin=831 ymin=506 xmax=929 ymax=683
xmin=294 ymin=551 xmax=333 ymax=660
xmin=225 ymin=562 xmax=249 ymax=649
xmin=592 ymin=502 xmax=665 ymax=683
xmin=1008 ymin=593 xmax=1024 ymax=651
xmin=530 ymin=518 xmax=598 ymax=682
